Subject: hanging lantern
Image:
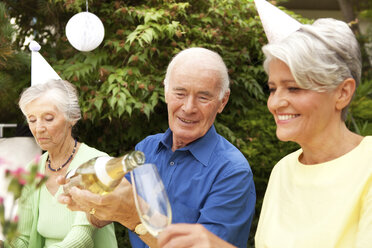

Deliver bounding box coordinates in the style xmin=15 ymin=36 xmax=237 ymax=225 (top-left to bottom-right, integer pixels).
xmin=65 ymin=11 xmax=105 ymax=52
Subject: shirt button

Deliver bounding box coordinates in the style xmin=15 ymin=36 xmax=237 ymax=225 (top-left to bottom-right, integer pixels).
xmin=169 ymin=161 xmax=175 ymax=166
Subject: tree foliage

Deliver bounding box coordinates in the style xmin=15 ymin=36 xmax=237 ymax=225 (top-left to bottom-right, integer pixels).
xmin=0 ymin=2 xmax=30 ymax=127
xmin=1 ymin=0 xmax=371 ymax=247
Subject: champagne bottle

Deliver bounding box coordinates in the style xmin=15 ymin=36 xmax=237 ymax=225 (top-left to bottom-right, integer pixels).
xmin=64 ymin=151 xmax=145 ymax=195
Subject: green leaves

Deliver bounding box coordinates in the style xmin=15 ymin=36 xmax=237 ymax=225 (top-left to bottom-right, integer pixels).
xmin=0 ymin=2 xmax=30 ymax=124
xmin=347 ymin=79 xmax=372 ymax=135
xmin=127 ymin=25 xmax=156 ymax=46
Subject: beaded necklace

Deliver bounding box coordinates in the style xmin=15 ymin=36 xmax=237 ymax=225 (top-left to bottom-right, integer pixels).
xmin=48 ymin=139 xmax=77 ymax=172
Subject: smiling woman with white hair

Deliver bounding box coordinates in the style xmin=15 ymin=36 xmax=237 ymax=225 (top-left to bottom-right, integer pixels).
xmin=255 ymin=17 xmax=372 ymax=248
xmin=5 ymin=79 xmax=117 ymax=248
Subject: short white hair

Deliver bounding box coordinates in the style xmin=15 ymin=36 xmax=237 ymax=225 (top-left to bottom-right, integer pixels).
xmin=19 ymin=79 xmax=81 ymax=123
xmin=262 ymin=18 xmax=361 ymax=120
xmin=164 ymin=47 xmax=230 ymax=100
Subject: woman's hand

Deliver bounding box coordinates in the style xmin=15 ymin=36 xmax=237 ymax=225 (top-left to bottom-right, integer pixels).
xmin=157 ymin=224 xmax=236 ymax=248
xmin=56 ymin=176 xmax=81 ymax=210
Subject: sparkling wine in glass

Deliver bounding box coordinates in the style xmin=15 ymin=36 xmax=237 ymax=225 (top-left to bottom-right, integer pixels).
xmin=130 ymin=163 xmax=172 ymax=237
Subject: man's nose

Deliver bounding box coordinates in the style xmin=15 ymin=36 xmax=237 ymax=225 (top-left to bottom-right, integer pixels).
xmin=182 ymin=96 xmax=197 ymax=113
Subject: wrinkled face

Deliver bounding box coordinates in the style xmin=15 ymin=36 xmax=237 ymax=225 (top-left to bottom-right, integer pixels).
xmin=165 ymin=63 xmax=229 ymax=149
xmin=267 ymin=59 xmax=337 ymax=145
xmin=25 ymin=95 xmax=71 ymax=151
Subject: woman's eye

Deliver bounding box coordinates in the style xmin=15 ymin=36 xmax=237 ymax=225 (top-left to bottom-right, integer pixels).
xmin=288 ymin=87 xmax=300 ymax=92
xmin=45 ymin=116 xmax=54 ymax=122
xmin=268 ymin=88 xmax=276 ymax=93
xmin=28 ymin=119 xmax=36 ymax=123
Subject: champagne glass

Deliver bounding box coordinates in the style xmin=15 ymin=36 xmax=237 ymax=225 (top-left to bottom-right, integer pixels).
xmin=130 ymin=163 xmax=172 ymax=237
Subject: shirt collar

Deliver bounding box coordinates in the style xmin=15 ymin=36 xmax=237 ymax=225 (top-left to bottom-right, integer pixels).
xmin=157 ymin=128 xmax=173 ymax=152
xmin=157 ymin=125 xmax=218 ymax=167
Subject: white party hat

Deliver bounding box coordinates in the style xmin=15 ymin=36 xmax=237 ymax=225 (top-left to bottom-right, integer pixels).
xmin=254 ymin=0 xmax=301 ymax=43
xmin=29 ymin=41 xmax=61 ymax=86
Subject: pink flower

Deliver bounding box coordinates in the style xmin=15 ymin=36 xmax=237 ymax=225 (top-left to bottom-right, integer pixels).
xmin=11 ymin=167 xmax=27 ymax=177
xmin=36 ymin=172 xmax=45 ymax=179
xmin=0 ymin=158 xmax=47 ymax=243
xmin=18 ymin=178 xmax=27 ymax=185
xmin=33 ymin=154 xmax=41 ymax=164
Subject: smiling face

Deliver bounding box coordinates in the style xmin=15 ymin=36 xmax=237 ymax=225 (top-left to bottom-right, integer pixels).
xmin=25 ymin=95 xmax=72 ymax=152
xmin=165 ymin=62 xmax=229 ymax=150
xmin=267 ymin=59 xmax=339 ymax=145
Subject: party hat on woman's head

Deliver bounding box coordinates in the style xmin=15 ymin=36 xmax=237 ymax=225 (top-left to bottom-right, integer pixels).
xmin=254 ymin=0 xmax=301 ymax=43
xmin=29 ymin=41 xmax=61 ymax=86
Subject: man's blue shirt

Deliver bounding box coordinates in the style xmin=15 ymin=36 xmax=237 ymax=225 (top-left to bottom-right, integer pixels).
xmin=129 ymin=125 xmax=256 ymax=248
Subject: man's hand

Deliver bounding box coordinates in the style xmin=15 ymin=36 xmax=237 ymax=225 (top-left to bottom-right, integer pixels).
xmin=57 ymin=175 xmax=159 ymax=247
xmin=157 ymin=224 xmax=236 ymax=248
xmin=57 ymin=176 xmax=138 ymax=229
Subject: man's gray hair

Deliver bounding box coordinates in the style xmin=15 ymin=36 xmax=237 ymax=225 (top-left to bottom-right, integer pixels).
xmin=164 ymin=47 xmax=230 ymax=100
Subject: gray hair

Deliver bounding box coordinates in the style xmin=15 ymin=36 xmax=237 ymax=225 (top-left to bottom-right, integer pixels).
xmin=262 ymin=18 xmax=361 ymax=120
xmin=164 ymin=47 xmax=230 ymax=100
xmin=19 ymin=79 xmax=81 ymax=123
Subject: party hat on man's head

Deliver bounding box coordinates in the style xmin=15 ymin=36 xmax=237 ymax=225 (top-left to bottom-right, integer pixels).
xmin=29 ymin=41 xmax=61 ymax=86
xmin=254 ymin=0 xmax=301 ymax=43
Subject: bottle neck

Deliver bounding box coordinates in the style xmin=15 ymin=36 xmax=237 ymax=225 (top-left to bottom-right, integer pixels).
xmin=105 ymin=151 xmax=144 ymax=180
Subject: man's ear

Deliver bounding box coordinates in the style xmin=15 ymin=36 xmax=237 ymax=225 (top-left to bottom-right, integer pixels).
xmin=164 ymin=91 xmax=169 ymax=104
xmin=164 ymin=81 xmax=168 ymax=104
xmin=335 ymin=78 xmax=356 ymax=111
xmin=217 ymin=89 xmax=230 ymax=114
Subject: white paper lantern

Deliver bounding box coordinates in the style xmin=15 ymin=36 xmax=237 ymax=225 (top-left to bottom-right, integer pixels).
xmin=66 ymin=12 xmax=105 ymax=52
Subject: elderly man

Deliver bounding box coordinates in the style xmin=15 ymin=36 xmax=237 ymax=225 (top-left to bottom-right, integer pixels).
xmin=58 ymin=47 xmax=256 ymax=248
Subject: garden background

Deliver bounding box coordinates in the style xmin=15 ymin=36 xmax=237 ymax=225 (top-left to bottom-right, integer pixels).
xmin=1 ymin=0 xmax=371 ymax=247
